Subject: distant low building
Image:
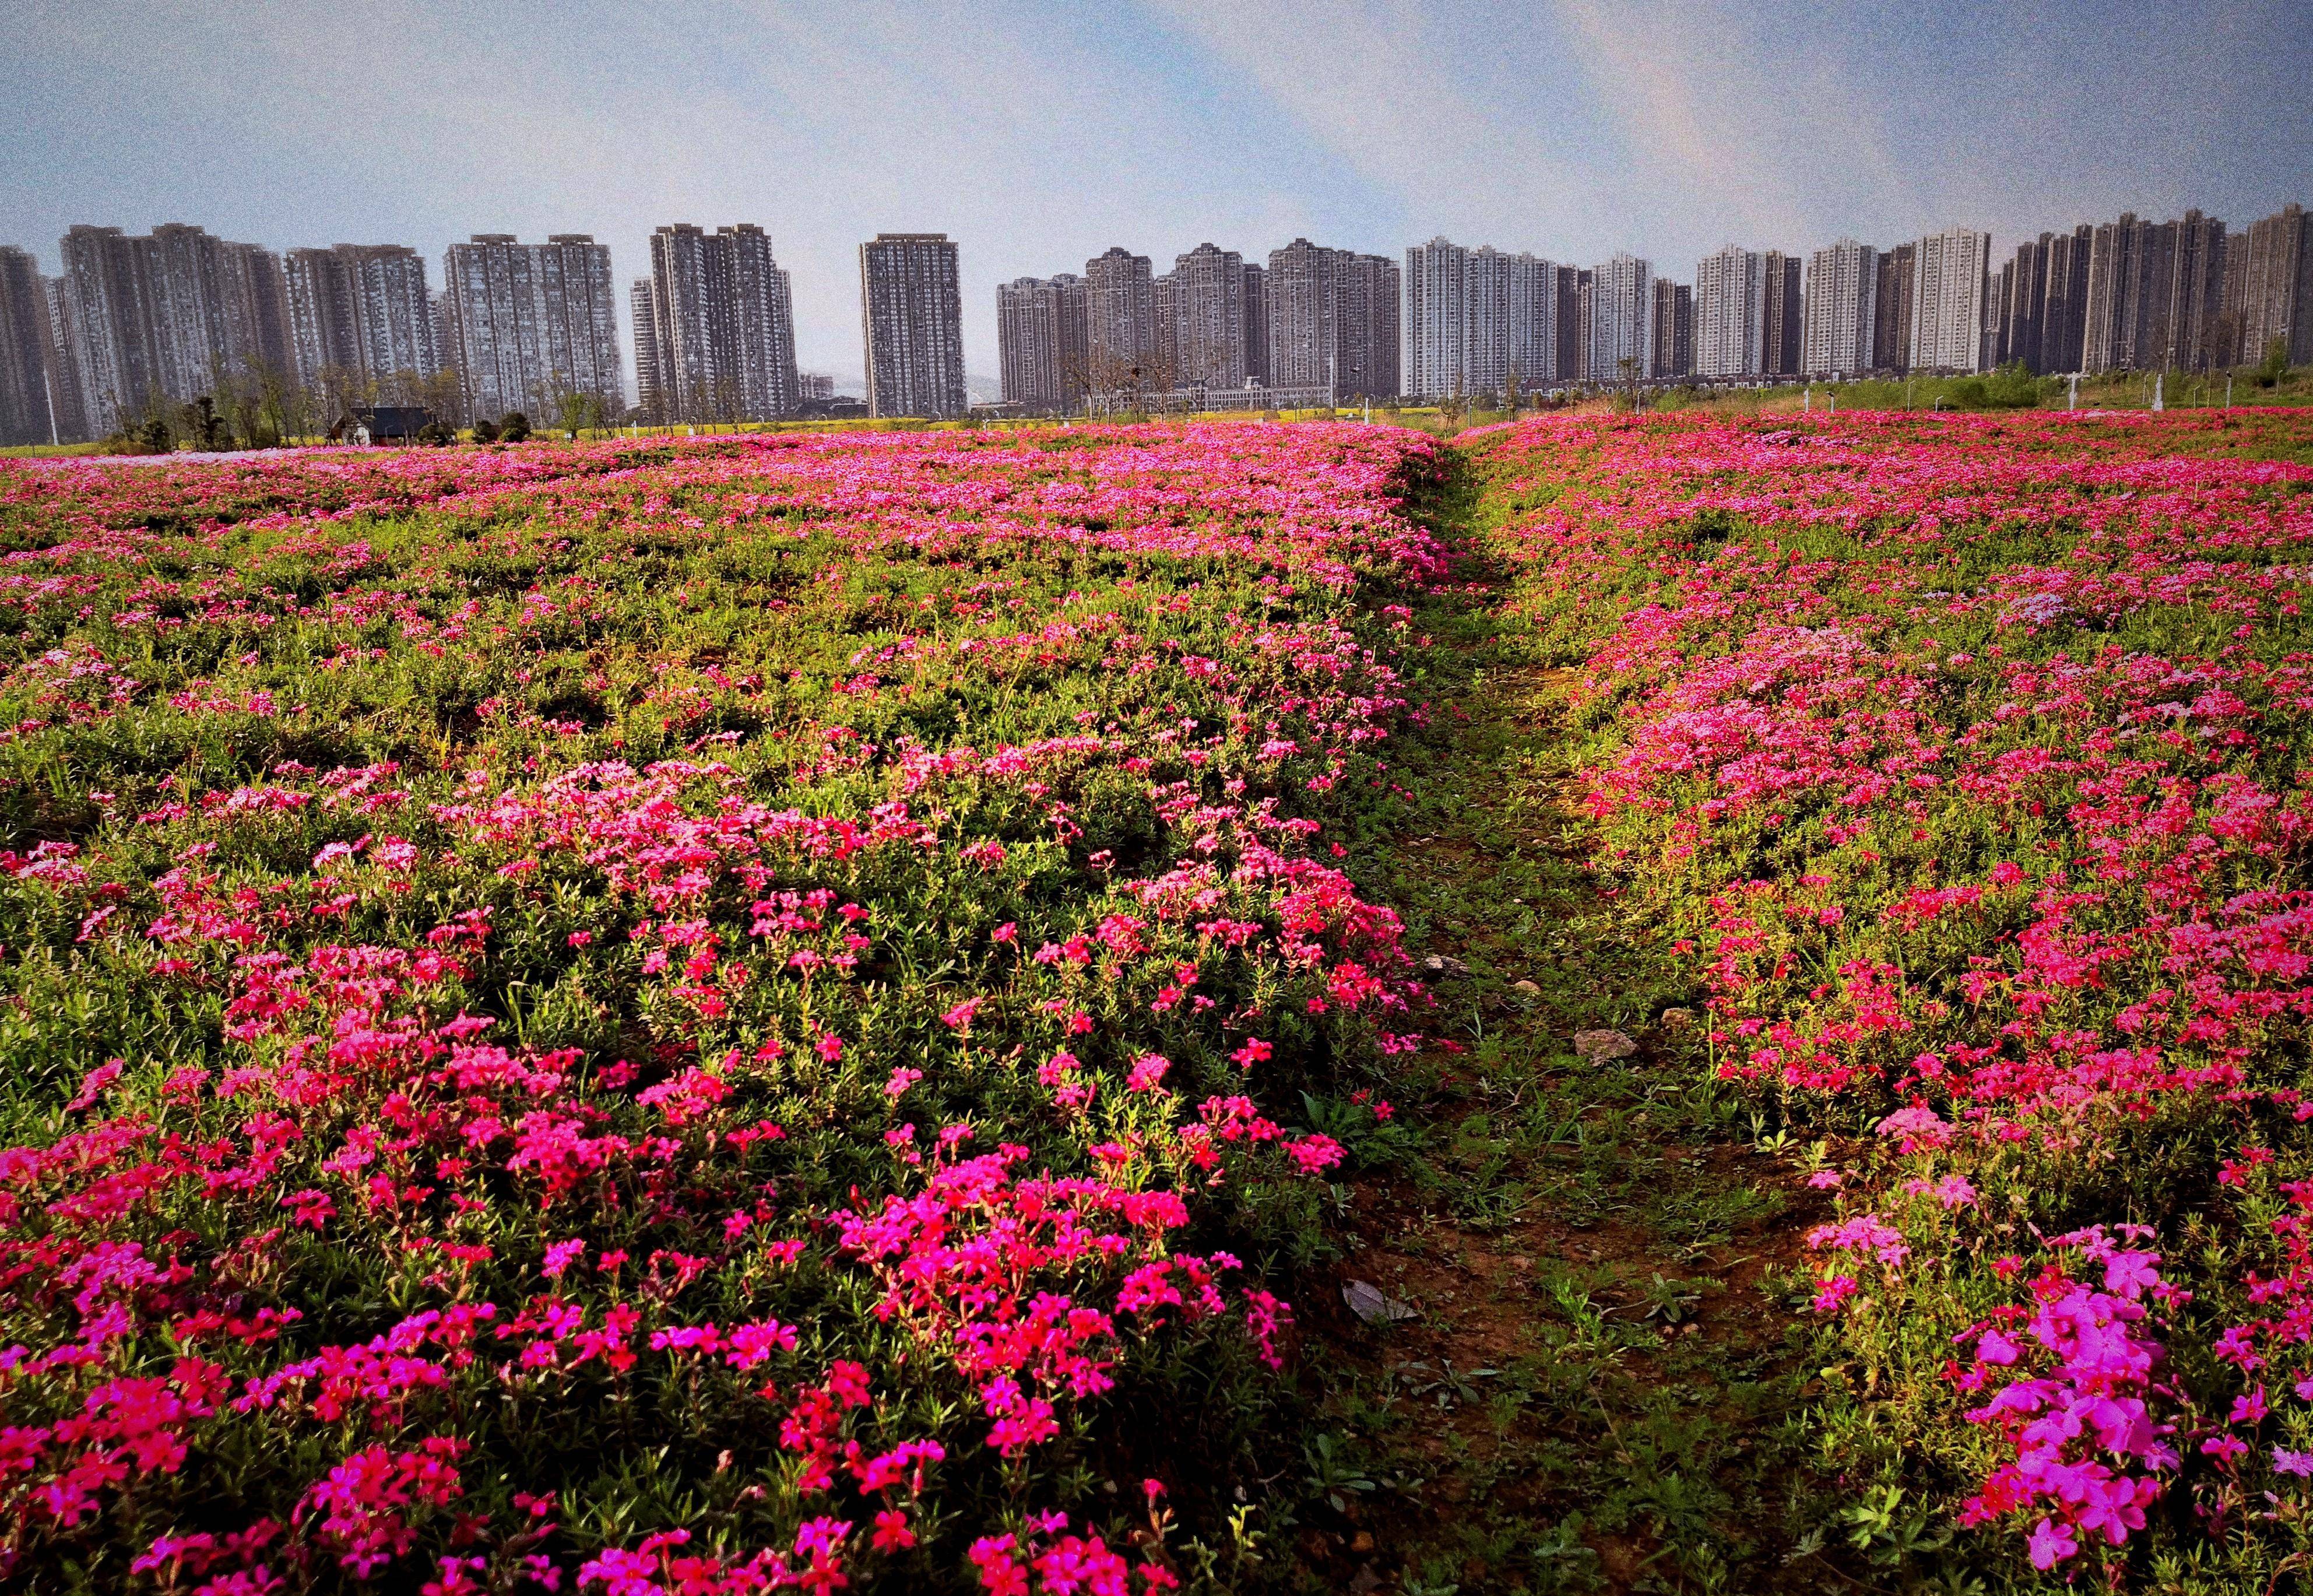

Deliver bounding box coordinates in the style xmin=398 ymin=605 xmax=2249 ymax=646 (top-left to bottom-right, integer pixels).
xmin=349 ymin=405 xmax=434 ymax=443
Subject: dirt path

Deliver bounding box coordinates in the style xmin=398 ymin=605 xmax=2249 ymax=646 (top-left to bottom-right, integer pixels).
xmin=1275 ymin=449 xmax=1846 ymax=1595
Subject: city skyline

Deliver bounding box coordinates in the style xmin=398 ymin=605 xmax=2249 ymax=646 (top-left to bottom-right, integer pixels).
xmin=5 ymin=0 xmax=2307 ymax=388
xmin=3 ymin=194 xmax=2307 ymax=440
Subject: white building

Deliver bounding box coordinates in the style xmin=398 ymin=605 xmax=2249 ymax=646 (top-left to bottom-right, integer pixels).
xmin=1403 ymin=237 xmax=1465 ymax=400
xmin=1802 ymin=238 xmax=1878 ymax=377
xmin=1910 ymin=227 xmax=1992 ymax=373
xmin=1693 ymin=244 xmax=1766 ymax=379
xmin=1403 ymin=236 xmax=1560 ymax=400
xmin=1585 ymin=254 xmax=1653 ymax=383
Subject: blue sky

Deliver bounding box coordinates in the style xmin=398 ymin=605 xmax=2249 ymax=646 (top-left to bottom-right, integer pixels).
xmin=4 ymin=0 xmax=2307 ymax=387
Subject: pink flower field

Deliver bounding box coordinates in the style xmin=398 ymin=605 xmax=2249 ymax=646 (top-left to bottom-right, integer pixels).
xmin=0 ymin=426 xmax=1446 ymax=1592
xmin=9 ymin=407 xmax=2313 ymax=1591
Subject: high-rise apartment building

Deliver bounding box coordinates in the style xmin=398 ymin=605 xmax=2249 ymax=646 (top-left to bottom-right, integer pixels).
xmin=1984 ymin=258 xmax=2013 ymax=371
xmin=1558 ymin=266 xmax=1586 ymax=382
xmin=1170 ymin=243 xmax=1247 ymax=389
xmin=1242 ymin=264 xmax=1268 ymax=385
xmin=1650 ymin=278 xmax=1693 ymax=379
xmin=1993 ymin=235 xmax=2047 ymax=372
xmin=1869 ymin=244 xmax=1914 ymax=375
xmin=2076 ymin=211 xmax=2229 ymax=373
xmin=1909 ymin=227 xmax=1991 ymax=374
xmin=58 ymin=223 xmax=291 ymax=430
xmin=0 ymin=248 xmax=52 ymax=445
xmin=639 ymin=223 xmax=799 ymax=424
xmin=284 ymin=244 xmax=442 ymax=396
xmin=441 ymin=234 xmax=623 ymax=422
xmin=1762 ymin=253 xmax=1802 ymax=377
xmin=2222 ymin=203 xmax=2312 ymax=367
xmin=38 ymin=276 xmax=90 ymax=442
xmin=1585 ymin=255 xmax=1653 ymax=383
xmin=2163 ymin=211 xmax=2228 ymax=371
xmin=858 ymin=233 xmax=965 ymax=419
xmin=1693 ymin=244 xmax=1764 ymax=378
xmin=1803 ymin=238 xmax=1878 ymax=377
xmin=997 ymin=272 xmax=1088 ymax=414
xmin=1404 ymin=237 xmax=1464 ymax=400
xmin=2036 ymin=225 xmax=2092 ymax=375
xmin=39 ymin=276 xmax=89 ymax=441
xmin=1265 ymin=239 xmax=1400 ymax=400
xmin=1471 ymin=247 xmax=1555 ymax=395
xmin=1403 ymin=237 xmax=1558 ymax=400
xmin=1337 ymin=251 xmax=1401 ymax=400
xmin=631 ymin=279 xmax=663 ymax=421
xmin=1152 ymin=272 xmax=1178 ymax=386
xmin=59 ymin=227 xmax=157 ymax=427
xmin=1084 ymin=247 xmax=1159 ymax=394
xmin=2080 ymin=215 xmax=2138 ymax=374
xmin=2111 ymin=216 xmax=2175 ymax=372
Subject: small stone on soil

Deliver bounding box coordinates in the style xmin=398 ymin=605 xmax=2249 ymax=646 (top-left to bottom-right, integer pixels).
xmin=1573 ymin=1028 xmax=1637 ymax=1060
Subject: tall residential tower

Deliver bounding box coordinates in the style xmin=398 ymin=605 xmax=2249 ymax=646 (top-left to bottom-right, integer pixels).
xmin=858 ymin=233 xmax=965 ymax=419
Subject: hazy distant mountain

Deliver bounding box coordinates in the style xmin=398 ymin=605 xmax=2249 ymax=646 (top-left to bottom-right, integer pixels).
xmin=797 ymin=372 xmax=1005 ymax=404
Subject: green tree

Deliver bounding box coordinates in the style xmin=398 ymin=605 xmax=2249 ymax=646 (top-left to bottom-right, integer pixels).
xmin=551 ymin=388 xmax=600 ymax=441
xmin=498 ymin=412 xmax=532 ymax=444
xmin=2257 ymin=335 xmax=2290 ymax=389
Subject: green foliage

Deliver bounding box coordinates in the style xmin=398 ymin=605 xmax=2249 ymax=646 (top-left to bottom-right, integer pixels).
xmin=2258 ymin=335 xmax=2291 ymax=388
